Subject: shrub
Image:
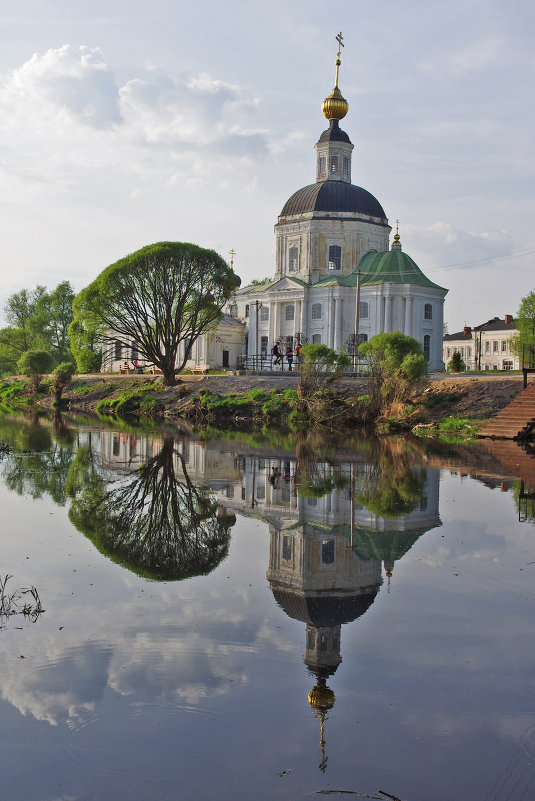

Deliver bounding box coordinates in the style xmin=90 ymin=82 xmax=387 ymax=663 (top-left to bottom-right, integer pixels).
xmin=358 ymin=332 xmax=428 ymax=419
xmin=51 ymin=362 xmax=76 ymax=405
xmin=447 ymin=351 xmax=466 ymax=372
xmin=17 ymin=350 xmax=54 ymax=394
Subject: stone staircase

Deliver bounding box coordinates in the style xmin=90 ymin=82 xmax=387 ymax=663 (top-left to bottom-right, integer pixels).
xmin=478 ymin=381 xmax=535 ymax=440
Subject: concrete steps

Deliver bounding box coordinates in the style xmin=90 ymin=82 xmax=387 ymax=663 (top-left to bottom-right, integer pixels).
xmin=478 ymin=382 xmax=535 ymax=440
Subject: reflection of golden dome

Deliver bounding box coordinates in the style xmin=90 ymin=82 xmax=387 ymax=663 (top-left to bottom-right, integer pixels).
xmin=322 ymin=84 xmax=349 ymax=121
xmin=308 ymin=683 xmax=335 ymax=711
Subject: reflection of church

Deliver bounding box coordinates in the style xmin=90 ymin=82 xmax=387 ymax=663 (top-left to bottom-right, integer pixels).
xmin=89 ymin=429 xmax=442 ymax=769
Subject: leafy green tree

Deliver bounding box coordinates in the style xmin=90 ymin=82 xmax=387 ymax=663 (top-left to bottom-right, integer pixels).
xmin=34 ymin=281 xmax=75 ymax=361
xmin=51 ymin=362 xmax=76 ymax=405
xmin=3 ymin=286 xmax=47 ymax=349
xmin=297 ymin=344 xmax=351 ymax=415
xmin=72 ymin=242 xmax=239 ymax=386
xmin=511 ymin=291 xmax=535 ymax=359
xmin=447 ymin=351 xmax=466 ymax=372
xmin=17 ymin=350 xmax=54 ymax=394
xmin=68 ymin=317 xmax=102 ymax=373
xmin=359 ymin=332 xmax=428 ymax=418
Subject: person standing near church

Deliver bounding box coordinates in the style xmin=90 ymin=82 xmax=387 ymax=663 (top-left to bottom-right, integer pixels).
xmin=286 ymin=346 xmax=294 ymax=371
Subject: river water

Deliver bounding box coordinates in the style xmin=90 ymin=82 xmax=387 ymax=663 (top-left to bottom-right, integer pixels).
xmin=0 ymin=410 xmax=534 ymax=801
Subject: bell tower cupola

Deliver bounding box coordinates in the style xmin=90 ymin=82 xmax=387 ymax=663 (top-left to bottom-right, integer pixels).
xmin=315 ymin=32 xmax=354 ymax=184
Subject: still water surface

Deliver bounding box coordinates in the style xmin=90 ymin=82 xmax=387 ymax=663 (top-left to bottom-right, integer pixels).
xmin=1 ymin=412 xmax=534 ymax=801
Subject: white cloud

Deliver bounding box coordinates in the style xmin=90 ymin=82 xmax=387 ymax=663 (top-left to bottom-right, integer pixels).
xmin=407 ymin=222 xmax=514 ymax=270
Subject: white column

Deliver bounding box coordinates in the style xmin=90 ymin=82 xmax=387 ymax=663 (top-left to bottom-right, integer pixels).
xmin=384 ymin=295 xmax=392 ymax=333
xmin=293 ymin=300 xmax=300 ymax=340
xmin=268 ymin=301 xmax=274 ymax=347
xmin=329 ymin=296 xmax=335 ymax=349
xmin=404 ymin=296 xmax=413 ymax=337
xmin=301 ymin=293 xmax=308 ymax=340
xmin=335 ymin=298 xmax=343 ymax=350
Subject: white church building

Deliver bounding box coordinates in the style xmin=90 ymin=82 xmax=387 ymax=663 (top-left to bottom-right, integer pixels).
xmin=102 ymin=38 xmax=447 ymax=374
xmin=228 ymin=39 xmax=447 ymax=372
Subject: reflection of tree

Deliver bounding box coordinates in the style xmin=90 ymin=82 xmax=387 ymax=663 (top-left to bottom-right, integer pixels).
xmin=295 ymin=432 xmax=349 ymax=499
xmin=67 ymin=434 xmax=234 ymax=580
xmin=354 ymin=439 xmax=426 ymax=518
xmin=0 ymin=412 xmax=74 ymax=504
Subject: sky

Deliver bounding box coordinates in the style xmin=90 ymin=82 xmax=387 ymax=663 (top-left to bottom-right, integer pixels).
xmin=0 ymin=0 xmax=533 ymax=332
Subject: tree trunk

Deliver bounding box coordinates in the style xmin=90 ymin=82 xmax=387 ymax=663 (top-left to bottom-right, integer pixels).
xmin=162 ymin=369 xmax=177 ymax=387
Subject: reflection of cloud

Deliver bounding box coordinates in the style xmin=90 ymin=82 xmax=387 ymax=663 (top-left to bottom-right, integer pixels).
xmin=0 ymin=642 xmax=111 ymax=726
xmin=0 ymin=612 xmax=253 ymax=725
xmin=107 ymin=632 xmax=247 ymax=702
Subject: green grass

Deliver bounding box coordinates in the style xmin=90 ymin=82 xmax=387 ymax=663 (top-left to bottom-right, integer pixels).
xmin=96 ymin=386 xmax=164 ymax=417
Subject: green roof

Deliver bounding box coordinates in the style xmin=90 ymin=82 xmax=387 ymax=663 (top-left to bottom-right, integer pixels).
xmin=356 ymin=249 xmax=447 ymax=290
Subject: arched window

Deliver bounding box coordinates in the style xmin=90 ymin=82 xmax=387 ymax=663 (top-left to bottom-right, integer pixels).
xmin=288 ymin=246 xmax=298 ymax=272
xmin=328 ymin=245 xmax=342 ymax=270
xmin=330 ymin=156 xmax=339 ymax=174
xmin=423 ymin=335 xmax=431 ymax=360
xmin=285 ymin=304 xmax=294 ymax=321
xmin=359 ymin=301 xmax=369 ymax=319
xmin=311 ymin=303 xmax=322 ymax=320
xmin=424 ymin=303 xmax=432 ymax=319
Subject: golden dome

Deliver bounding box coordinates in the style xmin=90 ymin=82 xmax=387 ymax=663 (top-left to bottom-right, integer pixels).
xmin=322 ymin=84 xmax=349 ymax=121
xmin=308 ymin=683 xmax=336 ymax=711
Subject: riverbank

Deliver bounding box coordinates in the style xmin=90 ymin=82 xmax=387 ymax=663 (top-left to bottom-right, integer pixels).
xmin=0 ymin=372 xmax=527 ymax=438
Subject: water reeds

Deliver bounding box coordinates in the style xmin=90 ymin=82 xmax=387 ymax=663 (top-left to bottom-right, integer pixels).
xmin=0 ymin=574 xmax=44 ymax=625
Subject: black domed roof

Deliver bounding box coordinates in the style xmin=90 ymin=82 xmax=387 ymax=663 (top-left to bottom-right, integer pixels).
xmin=280 ymin=181 xmax=387 ymax=220
xmin=318 ymin=120 xmax=351 ymax=144
xmin=271 ymin=588 xmax=378 ymax=627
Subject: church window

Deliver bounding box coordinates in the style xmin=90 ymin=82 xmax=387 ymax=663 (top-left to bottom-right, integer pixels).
xmin=114 ymin=340 xmax=122 ymax=360
xmin=285 ymin=304 xmax=294 ymax=321
xmin=260 ymin=336 xmax=268 ymax=355
xmin=466 ymin=347 xmax=471 ymax=357
xmin=359 ymin=301 xmax=369 ymax=319
xmin=424 ymin=303 xmax=432 ymax=319
xmin=229 ymin=303 xmax=238 ymax=316
xmin=493 ymin=340 xmax=499 ymax=353
xmin=423 ymin=335 xmax=431 ymax=360
xmin=288 ymin=246 xmax=298 ymax=272
xmin=256 ymin=484 xmax=265 ymax=501
xmin=245 ymin=304 xmax=249 ymax=317
xmin=282 ymin=535 xmax=293 ymax=561
xmin=357 ymin=333 xmax=368 ymax=345
xmin=321 ymin=539 xmax=335 ymax=565
xmin=343 ymin=157 xmax=350 ymax=176
xmin=312 ymin=334 xmax=322 ymax=344
xmin=501 ymin=340 xmax=507 ymax=352
xmin=260 ymin=306 xmax=269 ymax=321
xmin=328 ymin=245 xmax=341 ymax=270
xmin=459 ymin=347 xmax=464 ymax=357
xmin=311 ymin=303 xmax=322 ymax=320
xmin=330 ymin=156 xmax=339 ymax=174
xmin=319 ymin=156 xmax=326 ymax=177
